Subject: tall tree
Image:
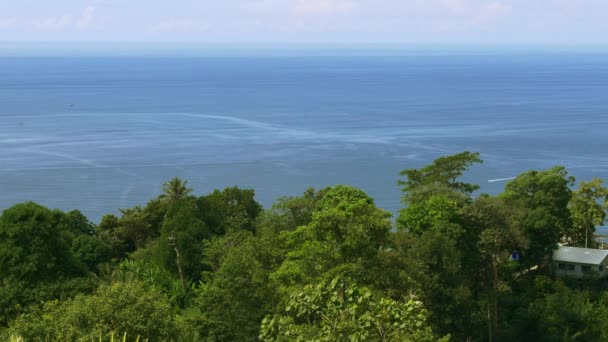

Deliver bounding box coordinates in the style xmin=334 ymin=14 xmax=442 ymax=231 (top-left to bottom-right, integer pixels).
xmin=0 ymin=203 xmax=87 ymax=325
xmin=197 ymin=230 xmax=279 ymax=341
xmin=198 ymin=187 xmax=263 ymax=235
xmin=463 ymin=195 xmax=524 ymax=342
xmin=96 ymin=214 xmax=129 ymax=259
xmin=159 ymin=178 xmax=194 ymax=288
xmin=260 ymin=276 xmax=448 ymax=342
xmin=159 ymin=198 xmax=209 ymax=284
xmin=502 ymin=166 xmax=573 ymax=268
xmin=567 ymin=178 xmax=608 ymax=248
xmin=270 ymin=186 xmax=392 ymax=293
xmin=398 ymin=151 xmax=482 ymax=205
xmin=257 ymin=187 xmax=329 ymax=237
xmin=160 ymin=177 xmax=193 ymax=210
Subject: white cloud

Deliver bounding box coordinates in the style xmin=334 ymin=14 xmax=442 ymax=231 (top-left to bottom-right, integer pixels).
xmin=32 ymin=15 xmax=72 ymax=30
xmin=443 ymin=0 xmax=467 ymax=13
xmin=153 ymin=19 xmax=209 ymax=32
xmin=476 ymin=1 xmax=511 ymax=24
xmin=77 ymin=6 xmax=96 ymax=29
xmin=0 ymin=18 xmax=17 ymax=29
xmin=294 ymin=0 xmax=355 ymax=16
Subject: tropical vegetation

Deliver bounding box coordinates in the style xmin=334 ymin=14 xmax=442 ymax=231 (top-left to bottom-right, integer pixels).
xmin=2 ymin=152 xmax=608 ymax=341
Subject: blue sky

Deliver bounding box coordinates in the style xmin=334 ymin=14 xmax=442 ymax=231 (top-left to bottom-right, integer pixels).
xmin=1 ymin=0 xmax=607 ymax=44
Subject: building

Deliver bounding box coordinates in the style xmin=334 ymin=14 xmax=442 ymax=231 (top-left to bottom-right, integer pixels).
xmin=553 ymin=245 xmax=608 ymax=278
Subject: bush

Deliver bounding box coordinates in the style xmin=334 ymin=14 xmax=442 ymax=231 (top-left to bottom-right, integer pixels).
xmin=10 ymin=280 xmax=180 ymax=341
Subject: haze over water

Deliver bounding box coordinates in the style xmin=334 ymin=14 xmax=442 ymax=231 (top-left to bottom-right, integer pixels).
xmin=1 ymin=47 xmax=607 ymax=222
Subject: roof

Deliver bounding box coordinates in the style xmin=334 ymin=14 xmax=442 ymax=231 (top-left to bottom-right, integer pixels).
xmin=553 ymin=246 xmax=608 ymax=265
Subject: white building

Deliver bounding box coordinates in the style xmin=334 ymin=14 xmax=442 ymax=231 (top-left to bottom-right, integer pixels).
xmin=553 ymin=246 xmax=608 ymax=278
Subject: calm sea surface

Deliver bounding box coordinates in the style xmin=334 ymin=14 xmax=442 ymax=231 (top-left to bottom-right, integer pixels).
xmin=1 ymin=49 xmax=607 ymax=222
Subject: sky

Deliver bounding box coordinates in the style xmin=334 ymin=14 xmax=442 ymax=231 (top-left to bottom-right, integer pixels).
xmin=1 ymin=0 xmax=608 ymax=45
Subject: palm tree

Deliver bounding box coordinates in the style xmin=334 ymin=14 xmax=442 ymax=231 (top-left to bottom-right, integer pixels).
xmin=159 ymin=177 xmax=193 ymax=289
xmin=159 ymin=177 xmax=193 ymax=210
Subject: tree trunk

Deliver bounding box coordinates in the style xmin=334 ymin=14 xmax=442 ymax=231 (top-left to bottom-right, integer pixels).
xmin=491 ymin=259 xmax=499 ymax=340
xmin=169 ymin=230 xmax=186 ymax=289
xmin=487 ymin=301 xmax=493 ymax=342
xmin=487 ymin=257 xmax=499 ymax=342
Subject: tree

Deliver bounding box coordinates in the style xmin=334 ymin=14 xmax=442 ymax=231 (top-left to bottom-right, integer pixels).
xmin=397 ymin=194 xmax=462 ymax=236
xmin=71 ymin=235 xmax=112 ymax=272
xmin=502 ymin=166 xmax=574 ymax=268
xmin=9 ymin=280 xmax=180 ymax=341
xmin=394 ymin=229 xmax=479 ymax=339
xmin=567 ymin=178 xmax=608 ymax=248
xmin=59 ymin=209 xmax=96 ymax=238
xmin=113 ymin=260 xmax=190 ymax=308
xmin=0 ymin=203 xmax=88 ymax=325
xmin=0 ymin=203 xmax=86 ymax=283
xmin=199 ymin=186 xmax=263 ymax=235
xmin=196 ymin=230 xmax=279 ymax=341
xmin=257 ymin=187 xmax=329 ymax=237
xmin=97 ymin=214 xmax=130 ymax=259
xmin=160 ymin=177 xmax=193 ymax=209
xmin=159 ymin=178 xmax=194 ymax=288
xmin=398 ymin=151 xmax=482 ymax=205
xmin=143 ymin=197 xmax=169 ymax=234
xmin=117 ymin=206 xmax=154 ymax=250
xmin=270 ymin=186 xmax=392 ymax=291
xmin=159 ymin=198 xmax=210 ymax=283
xmin=260 ymin=276 xmax=448 ymax=342
xmin=463 ymin=195 xmax=524 ymax=342
xmin=525 ymin=280 xmax=608 ymax=341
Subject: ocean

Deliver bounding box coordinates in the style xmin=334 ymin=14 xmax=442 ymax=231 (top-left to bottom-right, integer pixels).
xmin=1 ymin=47 xmax=607 ymax=223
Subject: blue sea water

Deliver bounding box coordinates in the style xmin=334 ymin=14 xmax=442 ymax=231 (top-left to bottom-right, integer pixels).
xmin=1 ymin=48 xmax=607 ymax=222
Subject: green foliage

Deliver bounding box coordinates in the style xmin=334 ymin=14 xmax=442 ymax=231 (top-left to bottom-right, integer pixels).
xmin=503 ymin=166 xmax=574 ymax=267
xmin=159 ymin=197 xmax=210 ymax=281
xmin=567 ymin=178 xmax=608 ymax=247
xmin=160 ymin=177 xmax=193 ymax=207
xmin=4 ymin=167 xmax=608 ymax=341
xmin=257 ymin=187 xmax=328 ymax=237
xmin=117 ymin=206 xmax=155 ymax=251
xmin=0 ymin=202 xmax=90 ymax=325
xmin=398 ymin=230 xmax=478 ymax=338
xmin=397 ymin=194 xmax=462 ymax=235
xmin=525 ymin=280 xmax=608 ymax=341
xmin=0 ymin=276 xmax=98 ymax=328
xmin=71 ymin=235 xmax=113 ymax=272
xmin=270 ymin=186 xmax=392 ymax=291
xmin=260 ymin=276 xmax=448 ymax=342
xmin=9 ymin=280 xmax=180 ymax=341
xmin=0 ymin=202 xmax=87 ymax=283
xmin=60 ymin=209 xmax=96 ymax=238
xmin=196 ymin=230 xmax=280 ymax=341
xmin=128 ymin=239 xmax=160 ymax=262
xmin=463 ymin=196 xmax=526 ymax=340
xmin=143 ymin=197 xmax=169 ymax=234
xmin=114 ymin=260 xmax=191 ymax=308
xmin=97 ymin=214 xmax=129 ymax=259
xmin=398 ymin=151 xmax=482 ymax=204
xmin=199 ymin=186 xmax=263 ymax=235
xmin=312 ymin=186 xmax=391 ymax=261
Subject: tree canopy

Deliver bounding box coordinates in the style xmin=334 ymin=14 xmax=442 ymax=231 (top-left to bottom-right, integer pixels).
xmin=3 ymin=160 xmax=608 ymax=341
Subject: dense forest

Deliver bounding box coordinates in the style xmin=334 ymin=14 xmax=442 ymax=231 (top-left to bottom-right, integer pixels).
xmin=2 ymin=151 xmax=608 ymax=341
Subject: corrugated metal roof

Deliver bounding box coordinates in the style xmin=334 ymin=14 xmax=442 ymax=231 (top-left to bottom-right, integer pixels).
xmin=553 ymin=246 xmax=608 ymax=265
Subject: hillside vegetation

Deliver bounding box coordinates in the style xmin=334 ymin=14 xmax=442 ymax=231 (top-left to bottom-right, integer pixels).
xmin=2 ymin=152 xmax=608 ymax=341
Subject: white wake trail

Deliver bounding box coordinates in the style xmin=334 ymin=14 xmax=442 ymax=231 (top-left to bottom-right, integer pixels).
xmin=488 ymin=177 xmax=516 ymax=183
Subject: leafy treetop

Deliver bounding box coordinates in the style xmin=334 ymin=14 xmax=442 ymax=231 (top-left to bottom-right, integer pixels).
xmin=398 ymin=151 xmax=483 ymax=204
